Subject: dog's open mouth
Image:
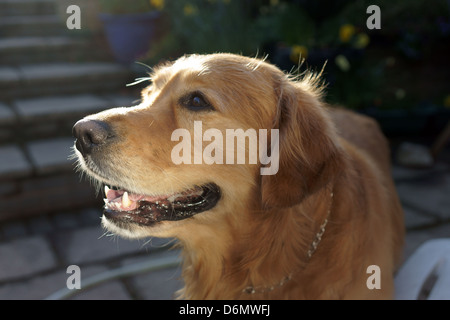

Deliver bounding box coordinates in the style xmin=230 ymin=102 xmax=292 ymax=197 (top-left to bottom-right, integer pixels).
xmin=103 ymin=183 xmax=221 ymax=226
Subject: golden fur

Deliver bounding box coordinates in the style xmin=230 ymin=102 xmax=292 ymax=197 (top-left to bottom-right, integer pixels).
xmin=75 ymin=53 xmax=404 ymax=299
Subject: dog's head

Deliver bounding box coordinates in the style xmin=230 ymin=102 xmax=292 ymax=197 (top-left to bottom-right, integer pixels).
xmin=72 ymin=53 xmax=342 ymax=239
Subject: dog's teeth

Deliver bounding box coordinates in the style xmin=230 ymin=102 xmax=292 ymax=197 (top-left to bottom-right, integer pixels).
xmin=122 ymin=191 xmax=131 ymax=207
xmin=104 ymin=185 xmax=110 ymax=195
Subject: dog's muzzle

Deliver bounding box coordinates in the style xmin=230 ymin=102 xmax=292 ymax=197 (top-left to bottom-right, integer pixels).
xmin=72 ymin=119 xmax=113 ymax=157
xmin=72 ymin=119 xmax=222 ymax=228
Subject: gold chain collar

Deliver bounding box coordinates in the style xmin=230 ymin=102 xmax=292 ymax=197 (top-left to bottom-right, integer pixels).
xmin=243 ymin=188 xmax=334 ymax=295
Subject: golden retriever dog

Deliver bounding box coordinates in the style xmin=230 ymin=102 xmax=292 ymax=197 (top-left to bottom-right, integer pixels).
xmin=72 ymin=53 xmax=404 ymax=299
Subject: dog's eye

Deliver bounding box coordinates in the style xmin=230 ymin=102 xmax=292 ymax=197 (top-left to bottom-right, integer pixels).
xmin=180 ymin=91 xmax=214 ymax=112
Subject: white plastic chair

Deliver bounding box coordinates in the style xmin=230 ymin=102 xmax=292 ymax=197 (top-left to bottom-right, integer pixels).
xmin=395 ymin=238 xmax=450 ymax=300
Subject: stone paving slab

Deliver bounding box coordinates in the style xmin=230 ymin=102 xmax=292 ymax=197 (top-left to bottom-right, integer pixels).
xmin=133 ymin=265 xmax=182 ymax=300
xmin=0 ymin=267 xmax=67 ymax=300
xmin=0 ymin=220 xmax=28 ymax=239
xmin=403 ymin=223 xmax=450 ymax=261
xmin=0 ymin=264 xmax=131 ymax=300
xmin=403 ymin=206 xmax=437 ymax=230
xmin=396 ymin=174 xmax=450 ymax=220
xmin=0 ymin=14 xmax=60 ymax=25
xmin=0 ymin=67 xmax=21 ymax=99
xmin=14 ymin=94 xmax=110 ymax=120
xmin=0 ymin=235 xmax=57 ymax=282
xmin=64 ymin=265 xmax=133 ymax=300
xmin=391 ymin=163 xmax=450 ymax=182
xmin=3 ymin=63 xmax=134 ymax=98
xmin=0 ymin=66 xmax=20 ymax=83
xmin=0 ymin=102 xmax=15 ymax=125
xmin=123 ymin=251 xmax=183 ymax=300
xmin=50 ymin=224 xmax=173 ymax=265
xmin=70 ymin=276 xmax=132 ymax=300
xmin=0 ymin=37 xmax=81 ymax=62
xmin=0 ymin=36 xmax=109 ymax=64
xmin=0 ymin=145 xmax=32 ymax=179
xmin=0 ymin=0 xmax=56 ymax=18
xmin=26 ymin=137 xmax=74 ymax=174
xmin=0 ymin=36 xmax=73 ymax=51
xmin=0 ymin=15 xmax=62 ymax=38
xmin=51 ymin=225 xmax=142 ymax=265
xmin=0 ymin=172 xmax=102 ymax=222
xmin=19 ymin=63 xmax=129 ymax=82
xmin=47 ymin=251 xmax=182 ymax=300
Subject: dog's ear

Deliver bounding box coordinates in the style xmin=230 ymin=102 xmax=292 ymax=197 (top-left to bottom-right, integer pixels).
xmin=261 ymin=76 xmax=343 ymax=209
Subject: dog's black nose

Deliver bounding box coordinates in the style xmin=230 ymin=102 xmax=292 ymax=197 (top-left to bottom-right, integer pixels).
xmin=72 ymin=119 xmax=112 ymax=156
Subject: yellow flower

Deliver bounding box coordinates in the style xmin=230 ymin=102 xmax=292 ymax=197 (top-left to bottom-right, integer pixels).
xmin=339 ymin=24 xmax=355 ymax=43
xmin=444 ymin=95 xmax=450 ymax=108
xmin=354 ymin=33 xmax=370 ymax=49
xmin=183 ymin=4 xmax=197 ymax=16
xmin=150 ymin=0 xmax=164 ymax=10
xmin=395 ymin=88 xmax=406 ymax=100
xmin=290 ymin=45 xmax=308 ymax=63
xmin=335 ymin=54 xmax=350 ymax=72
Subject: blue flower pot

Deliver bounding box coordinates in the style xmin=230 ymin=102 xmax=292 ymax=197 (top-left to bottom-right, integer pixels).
xmin=99 ymin=11 xmax=160 ymax=65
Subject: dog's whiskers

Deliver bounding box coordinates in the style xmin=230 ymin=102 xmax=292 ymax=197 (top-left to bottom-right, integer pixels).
xmin=126 ymin=77 xmax=152 ymax=87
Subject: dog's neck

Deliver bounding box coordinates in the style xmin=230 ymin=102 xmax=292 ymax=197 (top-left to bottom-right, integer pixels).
xmin=177 ymin=185 xmax=334 ymax=299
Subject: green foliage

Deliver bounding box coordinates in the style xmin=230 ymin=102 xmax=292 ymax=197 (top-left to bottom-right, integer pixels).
xmin=141 ymin=0 xmax=450 ymax=111
xmin=148 ymin=0 xmax=268 ymax=58
xmin=266 ymin=4 xmax=316 ymax=46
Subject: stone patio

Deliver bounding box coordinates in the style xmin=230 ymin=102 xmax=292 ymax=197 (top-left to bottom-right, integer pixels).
xmin=0 ymin=158 xmax=448 ymax=300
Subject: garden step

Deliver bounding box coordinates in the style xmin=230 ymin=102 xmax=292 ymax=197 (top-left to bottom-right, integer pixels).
xmin=0 ymin=36 xmax=113 ymax=64
xmin=26 ymin=137 xmax=75 ymax=175
xmin=14 ymin=94 xmax=111 ymax=121
xmin=9 ymin=93 xmax=137 ymax=142
xmin=0 ymin=145 xmax=32 ymax=180
xmin=0 ymin=0 xmax=56 ymax=17
xmin=0 ymin=15 xmax=64 ymax=37
xmin=0 ymin=66 xmax=20 ymax=97
xmin=0 ymin=102 xmax=15 ymax=124
xmin=0 ymin=102 xmax=16 ymax=143
xmin=0 ymin=62 xmax=135 ymax=99
xmin=0 ymin=138 xmax=74 ymax=182
xmin=0 ymin=0 xmax=143 ymax=222
xmin=0 ymin=138 xmax=101 ymax=222
xmin=0 ymin=93 xmax=138 ymax=144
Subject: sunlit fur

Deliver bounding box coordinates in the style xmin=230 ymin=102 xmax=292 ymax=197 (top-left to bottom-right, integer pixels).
xmin=74 ymin=53 xmax=404 ymax=299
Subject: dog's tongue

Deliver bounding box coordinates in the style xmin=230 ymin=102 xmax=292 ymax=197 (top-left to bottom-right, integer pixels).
xmin=104 ymin=186 xmax=203 ymax=212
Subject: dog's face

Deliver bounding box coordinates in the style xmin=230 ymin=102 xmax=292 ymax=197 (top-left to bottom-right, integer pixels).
xmin=72 ymin=53 xmax=341 ymax=239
